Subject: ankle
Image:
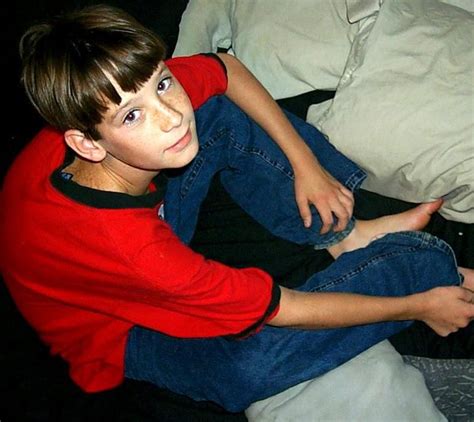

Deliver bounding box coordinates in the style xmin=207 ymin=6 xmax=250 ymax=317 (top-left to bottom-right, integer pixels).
xmin=327 ymin=228 xmax=358 ymax=258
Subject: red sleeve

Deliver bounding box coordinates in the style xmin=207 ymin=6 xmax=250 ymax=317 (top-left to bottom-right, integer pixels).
xmin=14 ymin=200 xmax=280 ymax=338
xmin=166 ymin=53 xmax=228 ymax=109
xmin=117 ymin=216 xmax=280 ymax=338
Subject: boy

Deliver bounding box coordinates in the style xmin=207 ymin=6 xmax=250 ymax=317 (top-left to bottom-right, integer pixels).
xmin=2 ymin=4 xmax=473 ymax=412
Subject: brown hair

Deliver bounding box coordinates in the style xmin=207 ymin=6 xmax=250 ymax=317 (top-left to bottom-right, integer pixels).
xmin=20 ymin=4 xmax=167 ymax=138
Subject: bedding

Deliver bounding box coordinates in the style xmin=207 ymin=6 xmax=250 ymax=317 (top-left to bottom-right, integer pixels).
xmin=173 ymin=0 xmax=357 ymax=98
xmin=173 ymin=1 xmax=473 ymax=419
xmin=246 ymin=340 xmax=445 ymax=422
xmin=309 ymin=0 xmax=474 ymax=223
xmin=174 ymin=0 xmax=473 ymax=224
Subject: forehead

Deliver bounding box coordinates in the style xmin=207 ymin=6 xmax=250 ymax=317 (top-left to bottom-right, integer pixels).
xmin=102 ymin=62 xmax=166 ymax=119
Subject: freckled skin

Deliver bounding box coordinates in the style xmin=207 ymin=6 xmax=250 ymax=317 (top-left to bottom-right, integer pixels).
xmin=64 ymin=62 xmax=200 ymax=195
xmin=96 ymin=63 xmax=200 ymax=173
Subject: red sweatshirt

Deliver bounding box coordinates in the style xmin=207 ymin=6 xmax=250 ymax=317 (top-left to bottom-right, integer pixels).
xmin=0 ymin=54 xmax=280 ymax=393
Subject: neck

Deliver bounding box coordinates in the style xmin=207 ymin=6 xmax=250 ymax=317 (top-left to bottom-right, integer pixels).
xmin=64 ymin=157 xmax=158 ymax=196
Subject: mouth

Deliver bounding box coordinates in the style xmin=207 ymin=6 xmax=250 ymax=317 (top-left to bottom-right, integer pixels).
xmin=166 ymin=128 xmax=192 ymax=153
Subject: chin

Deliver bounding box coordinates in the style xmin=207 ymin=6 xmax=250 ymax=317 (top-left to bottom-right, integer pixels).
xmin=172 ymin=141 xmax=199 ymax=168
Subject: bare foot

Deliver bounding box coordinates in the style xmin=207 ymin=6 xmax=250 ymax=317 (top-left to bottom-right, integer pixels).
xmin=328 ymin=199 xmax=442 ymax=258
xmin=459 ymin=267 xmax=474 ymax=291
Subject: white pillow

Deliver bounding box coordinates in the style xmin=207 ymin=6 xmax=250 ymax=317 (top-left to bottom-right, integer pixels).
xmin=308 ymin=0 xmax=474 ymax=223
xmin=231 ymin=0 xmax=358 ymax=99
xmin=246 ymin=340 xmax=446 ymax=422
xmin=173 ymin=0 xmax=358 ymax=99
xmin=439 ymin=0 xmax=474 ymax=12
xmin=173 ymin=0 xmax=233 ymax=56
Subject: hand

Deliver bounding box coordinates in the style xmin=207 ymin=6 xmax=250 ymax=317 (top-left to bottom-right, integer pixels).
xmin=416 ymin=286 xmax=474 ymax=337
xmin=294 ymin=157 xmax=354 ymax=234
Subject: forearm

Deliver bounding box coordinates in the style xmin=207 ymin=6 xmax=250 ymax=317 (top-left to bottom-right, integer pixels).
xmin=218 ymin=53 xmax=355 ymax=231
xmin=269 ymin=286 xmax=421 ymax=329
xmin=217 ymin=53 xmax=317 ymax=173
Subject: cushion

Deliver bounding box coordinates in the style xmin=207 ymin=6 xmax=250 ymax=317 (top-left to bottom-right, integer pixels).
xmin=230 ymin=0 xmax=358 ymax=98
xmin=173 ymin=0 xmax=234 ymax=56
xmin=173 ymin=0 xmax=358 ymax=99
xmin=246 ymin=340 xmax=446 ymax=422
xmin=308 ymin=0 xmax=474 ymax=223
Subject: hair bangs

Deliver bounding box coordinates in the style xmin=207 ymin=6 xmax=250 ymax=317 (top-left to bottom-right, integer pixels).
xmin=97 ymin=32 xmax=165 ymax=95
xmin=19 ymin=4 xmax=167 ymax=136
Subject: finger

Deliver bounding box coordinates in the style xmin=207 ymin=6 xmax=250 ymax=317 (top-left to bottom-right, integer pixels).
xmin=332 ymin=204 xmax=350 ymax=232
xmin=334 ymin=218 xmax=349 ymax=232
xmin=339 ymin=188 xmax=354 ymax=203
xmin=438 ymin=325 xmax=456 ymax=337
xmin=459 ymin=287 xmax=474 ymax=303
xmin=339 ymin=186 xmax=354 ymax=202
xmin=317 ymin=205 xmax=334 ymax=234
xmin=338 ymin=193 xmax=354 ymax=217
xmin=298 ymin=201 xmax=312 ymax=228
xmin=337 ymin=187 xmax=354 ymax=207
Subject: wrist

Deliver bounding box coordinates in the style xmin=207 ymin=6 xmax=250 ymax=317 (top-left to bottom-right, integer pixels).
xmin=404 ymin=292 xmax=428 ymax=321
xmin=290 ymin=152 xmax=321 ymax=173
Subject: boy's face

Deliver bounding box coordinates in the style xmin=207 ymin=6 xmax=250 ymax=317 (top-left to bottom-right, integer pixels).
xmin=95 ymin=62 xmax=198 ymax=172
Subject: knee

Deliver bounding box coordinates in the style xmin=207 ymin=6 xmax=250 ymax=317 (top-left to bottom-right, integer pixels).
xmin=379 ymin=232 xmax=459 ymax=287
xmin=412 ymin=232 xmax=459 ymax=286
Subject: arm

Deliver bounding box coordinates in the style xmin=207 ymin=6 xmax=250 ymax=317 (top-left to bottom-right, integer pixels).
xmin=218 ymin=52 xmax=354 ymax=233
xmin=269 ymin=286 xmax=474 ymax=337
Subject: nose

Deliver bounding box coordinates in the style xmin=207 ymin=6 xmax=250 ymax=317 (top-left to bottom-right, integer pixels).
xmin=155 ymin=100 xmax=183 ymax=132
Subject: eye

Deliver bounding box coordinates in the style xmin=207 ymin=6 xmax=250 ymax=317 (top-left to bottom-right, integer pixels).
xmin=123 ymin=109 xmax=141 ymax=125
xmin=157 ymin=76 xmax=172 ymax=94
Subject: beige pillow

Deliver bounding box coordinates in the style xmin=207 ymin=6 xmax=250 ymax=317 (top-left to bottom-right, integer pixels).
xmin=231 ymin=0 xmax=358 ymax=99
xmin=309 ymin=0 xmax=474 ymax=223
xmin=173 ymin=0 xmax=358 ymax=99
xmin=173 ymin=0 xmax=233 ymax=56
xmin=246 ymin=341 xmax=445 ymax=422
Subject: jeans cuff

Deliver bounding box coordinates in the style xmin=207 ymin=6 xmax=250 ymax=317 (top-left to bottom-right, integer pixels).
xmin=345 ymin=168 xmax=367 ymax=192
xmin=313 ymin=218 xmax=355 ymax=250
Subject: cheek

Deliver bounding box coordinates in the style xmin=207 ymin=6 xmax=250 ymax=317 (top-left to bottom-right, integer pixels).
xmin=173 ymin=80 xmax=194 ymax=114
xmin=100 ymin=133 xmax=143 ymax=164
xmin=178 ymin=140 xmax=199 ymax=167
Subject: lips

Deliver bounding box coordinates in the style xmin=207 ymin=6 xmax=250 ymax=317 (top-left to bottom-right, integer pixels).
xmin=166 ymin=129 xmax=192 ymax=153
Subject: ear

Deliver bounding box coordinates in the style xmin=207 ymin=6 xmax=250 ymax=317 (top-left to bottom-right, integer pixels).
xmin=64 ymin=129 xmax=107 ymax=162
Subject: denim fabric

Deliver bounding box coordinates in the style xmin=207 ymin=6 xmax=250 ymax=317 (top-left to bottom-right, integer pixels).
xmin=164 ymin=96 xmax=366 ymax=247
xmin=125 ymin=231 xmax=461 ymax=412
xmin=124 ymin=97 xmax=462 ymax=411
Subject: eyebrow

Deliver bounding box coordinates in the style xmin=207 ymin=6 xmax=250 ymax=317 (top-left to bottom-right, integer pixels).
xmin=111 ymin=98 xmax=133 ymax=122
xmin=109 ymin=62 xmax=165 ymax=122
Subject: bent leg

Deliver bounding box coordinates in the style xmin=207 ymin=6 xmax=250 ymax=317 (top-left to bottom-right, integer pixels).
xmin=165 ymin=96 xmax=366 ymax=245
xmin=125 ymin=232 xmax=461 ymax=412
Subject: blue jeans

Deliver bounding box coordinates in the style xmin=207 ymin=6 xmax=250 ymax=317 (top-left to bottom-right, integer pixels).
xmin=164 ymin=96 xmax=366 ymax=247
xmin=125 ymin=97 xmax=461 ymax=412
